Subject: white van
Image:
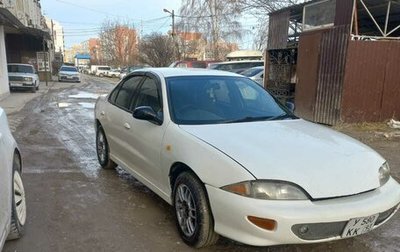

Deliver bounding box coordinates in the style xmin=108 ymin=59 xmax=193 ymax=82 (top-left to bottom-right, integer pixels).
xmin=90 ymin=65 xmax=111 ymax=76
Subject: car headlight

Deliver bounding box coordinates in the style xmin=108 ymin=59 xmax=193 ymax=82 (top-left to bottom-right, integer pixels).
xmin=221 ymin=180 xmax=309 ymax=200
xmin=379 ymin=162 xmax=391 ymax=186
xmin=23 ymin=77 xmax=33 ymax=81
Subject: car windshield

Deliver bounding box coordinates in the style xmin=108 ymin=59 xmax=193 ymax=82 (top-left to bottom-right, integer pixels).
xmin=167 ymin=76 xmax=295 ymax=125
xmin=60 ymin=67 xmax=78 ymax=72
xmin=8 ymin=65 xmax=34 ymax=74
xmin=241 ymin=68 xmax=263 ymax=77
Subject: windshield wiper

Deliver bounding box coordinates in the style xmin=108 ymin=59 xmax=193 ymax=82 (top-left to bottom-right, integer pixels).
xmin=223 ymin=116 xmax=274 ymax=123
xmin=267 ymin=113 xmax=298 ymax=121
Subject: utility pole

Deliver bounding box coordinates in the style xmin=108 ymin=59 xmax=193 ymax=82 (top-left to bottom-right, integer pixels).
xmin=163 ymin=9 xmax=175 ymax=37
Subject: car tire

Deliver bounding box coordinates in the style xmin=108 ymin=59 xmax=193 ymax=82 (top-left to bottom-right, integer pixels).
xmin=31 ymin=86 xmax=36 ymax=93
xmin=96 ymin=125 xmax=117 ymax=169
xmin=173 ymin=172 xmax=219 ymax=248
xmin=7 ymin=153 xmax=26 ymax=240
xmin=99 ymin=73 xmax=104 ymax=77
xmin=36 ymin=83 xmax=39 ymax=91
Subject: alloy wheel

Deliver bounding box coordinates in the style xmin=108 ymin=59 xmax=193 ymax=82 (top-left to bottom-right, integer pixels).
xmin=13 ymin=171 xmax=27 ymax=226
xmin=175 ymin=184 xmax=197 ymax=237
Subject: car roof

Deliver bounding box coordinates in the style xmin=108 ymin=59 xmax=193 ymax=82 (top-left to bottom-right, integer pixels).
xmin=210 ymin=60 xmax=264 ymax=65
xmin=134 ymin=67 xmax=243 ymax=78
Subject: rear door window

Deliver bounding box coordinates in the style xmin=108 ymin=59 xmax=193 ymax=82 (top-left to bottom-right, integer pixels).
xmin=113 ymin=76 xmax=143 ymax=111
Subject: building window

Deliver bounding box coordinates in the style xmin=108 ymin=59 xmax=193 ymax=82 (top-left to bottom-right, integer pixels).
xmin=303 ymin=0 xmax=336 ymax=31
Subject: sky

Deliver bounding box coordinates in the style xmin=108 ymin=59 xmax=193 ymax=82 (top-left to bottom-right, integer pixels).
xmin=41 ymin=0 xmax=257 ymax=50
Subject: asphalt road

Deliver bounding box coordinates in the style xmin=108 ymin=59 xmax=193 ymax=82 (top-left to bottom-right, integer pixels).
xmin=3 ymin=75 xmax=399 ymax=252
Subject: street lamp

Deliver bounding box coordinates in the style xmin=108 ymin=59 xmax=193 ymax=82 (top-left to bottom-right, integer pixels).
xmin=163 ymin=8 xmax=175 ymax=37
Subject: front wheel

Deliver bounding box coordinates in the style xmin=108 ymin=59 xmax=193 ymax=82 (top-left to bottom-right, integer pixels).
xmin=96 ymin=125 xmax=117 ymax=169
xmin=173 ymin=172 xmax=219 ymax=248
xmin=7 ymin=153 xmax=26 ymax=240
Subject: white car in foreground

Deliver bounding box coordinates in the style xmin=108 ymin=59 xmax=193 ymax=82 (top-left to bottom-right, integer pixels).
xmin=0 ymin=108 xmax=26 ymax=250
xmin=94 ymin=68 xmax=400 ymax=248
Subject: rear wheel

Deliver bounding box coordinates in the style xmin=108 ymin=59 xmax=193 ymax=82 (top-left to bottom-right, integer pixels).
xmin=173 ymin=172 xmax=219 ymax=248
xmin=96 ymin=125 xmax=117 ymax=169
xmin=7 ymin=153 xmax=26 ymax=240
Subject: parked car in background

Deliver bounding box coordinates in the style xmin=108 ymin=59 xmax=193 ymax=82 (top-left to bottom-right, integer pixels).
xmin=95 ymin=66 xmax=111 ymax=77
xmin=58 ymin=66 xmax=81 ymax=83
xmin=208 ymin=60 xmax=264 ymax=74
xmin=89 ymin=65 xmax=110 ymax=76
xmin=0 ymin=107 xmax=26 ymax=250
xmin=119 ymin=65 xmax=149 ymax=79
xmin=94 ymin=68 xmax=400 ymax=248
xmin=169 ymin=60 xmax=219 ymax=69
xmin=7 ymin=64 xmax=39 ymax=93
xmin=241 ymin=66 xmax=264 ymax=86
xmin=105 ymin=69 xmax=121 ymax=78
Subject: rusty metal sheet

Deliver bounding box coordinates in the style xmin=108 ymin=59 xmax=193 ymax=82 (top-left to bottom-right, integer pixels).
xmin=314 ymin=25 xmax=350 ymax=125
xmin=381 ymin=41 xmax=400 ymax=120
xmin=334 ymin=0 xmax=354 ymax=26
xmin=294 ymin=30 xmax=323 ymax=121
xmin=267 ymin=11 xmax=290 ymax=50
xmin=342 ymin=40 xmax=400 ymax=122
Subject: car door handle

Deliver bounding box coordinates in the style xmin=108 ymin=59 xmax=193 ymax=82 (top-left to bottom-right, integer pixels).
xmin=123 ymin=123 xmax=131 ymax=130
xmin=100 ymin=111 xmax=105 ymax=116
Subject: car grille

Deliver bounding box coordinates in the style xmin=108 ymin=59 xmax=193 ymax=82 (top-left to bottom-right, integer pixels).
xmin=291 ymin=205 xmax=398 ymax=240
xmin=9 ymin=76 xmax=24 ymax=81
xmin=60 ymin=76 xmax=79 ymax=80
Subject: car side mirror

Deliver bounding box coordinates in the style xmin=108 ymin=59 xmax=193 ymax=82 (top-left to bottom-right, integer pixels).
xmin=285 ymin=101 xmax=295 ymax=113
xmin=132 ymin=106 xmax=162 ymax=125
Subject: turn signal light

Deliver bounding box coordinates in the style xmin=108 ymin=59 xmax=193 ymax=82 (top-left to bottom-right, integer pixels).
xmin=247 ymin=216 xmax=277 ymax=231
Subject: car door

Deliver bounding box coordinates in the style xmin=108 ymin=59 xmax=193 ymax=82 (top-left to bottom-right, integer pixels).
xmin=123 ymin=74 xmax=167 ymax=185
xmin=101 ymin=75 xmax=144 ymax=165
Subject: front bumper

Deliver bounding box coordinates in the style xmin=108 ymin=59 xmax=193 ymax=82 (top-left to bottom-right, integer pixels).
xmin=206 ymin=178 xmax=400 ymax=246
xmin=9 ymin=82 xmax=35 ymax=89
xmin=59 ymin=75 xmax=80 ymax=82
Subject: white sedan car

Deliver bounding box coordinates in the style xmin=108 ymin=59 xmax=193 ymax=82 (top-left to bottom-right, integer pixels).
xmin=0 ymin=108 xmax=26 ymax=249
xmin=58 ymin=65 xmax=81 ymax=83
xmin=94 ymin=68 xmax=400 ymax=248
xmin=8 ymin=64 xmax=40 ymax=92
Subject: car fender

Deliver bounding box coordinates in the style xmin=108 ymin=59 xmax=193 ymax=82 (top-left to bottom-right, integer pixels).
xmin=160 ymin=122 xmax=255 ymax=199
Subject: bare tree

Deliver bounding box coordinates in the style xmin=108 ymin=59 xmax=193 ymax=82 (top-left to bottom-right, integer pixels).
xmin=240 ymin=0 xmax=303 ymax=50
xmin=178 ymin=0 xmax=244 ymax=60
xmin=138 ymin=33 xmax=177 ymax=67
xmin=100 ymin=20 xmax=138 ymax=66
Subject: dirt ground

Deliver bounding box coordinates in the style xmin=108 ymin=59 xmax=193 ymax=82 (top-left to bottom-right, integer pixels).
xmin=3 ymin=75 xmax=399 ymax=252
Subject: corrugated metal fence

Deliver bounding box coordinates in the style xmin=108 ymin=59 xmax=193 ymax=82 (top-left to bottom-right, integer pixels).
xmin=314 ymin=25 xmax=350 ymax=125
xmin=342 ymin=40 xmax=400 ymax=122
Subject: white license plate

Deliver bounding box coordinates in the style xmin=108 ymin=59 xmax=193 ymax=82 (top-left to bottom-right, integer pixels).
xmin=11 ymin=82 xmax=23 ymax=87
xmin=67 ymin=76 xmax=73 ymax=79
xmin=342 ymin=214 xmax=379 ymax=238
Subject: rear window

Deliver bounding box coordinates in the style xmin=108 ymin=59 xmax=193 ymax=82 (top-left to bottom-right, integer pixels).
xmin=191 ymin=62 xmax=207 ymax=68
xmin=98 ymin=67 xmax=111 ymax=71
xmin=8 ymin=65 xmax=34 ymax=74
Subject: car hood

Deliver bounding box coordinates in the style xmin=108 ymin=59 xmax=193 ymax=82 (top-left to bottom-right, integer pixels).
xmin=180 ymin=119 xmax=385 ymax=199
xmin=8 ymin=72 xmax=36 ymax=78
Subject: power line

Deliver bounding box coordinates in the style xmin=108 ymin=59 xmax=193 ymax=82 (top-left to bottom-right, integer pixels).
xmin=54 ymin=0 xmax=170 ymax=23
